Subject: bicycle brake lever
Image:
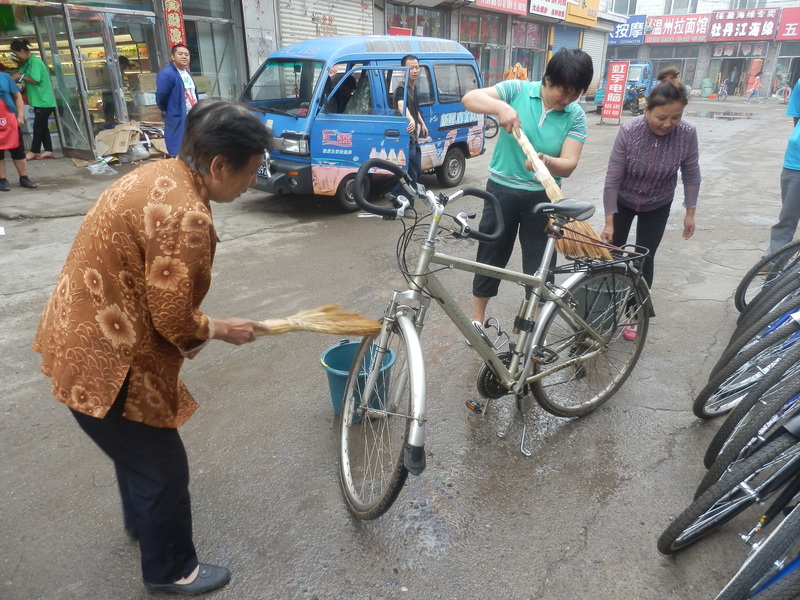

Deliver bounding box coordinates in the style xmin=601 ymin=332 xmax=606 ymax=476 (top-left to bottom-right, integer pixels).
xmin=453 ymin=211 xmax=474 ymax=237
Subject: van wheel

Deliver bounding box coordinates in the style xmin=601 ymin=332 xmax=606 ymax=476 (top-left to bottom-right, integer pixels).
xmin=435 ymin=147 xmax=466 ymax=187
xmin=337 ymin=174 xmax=369 ymax=213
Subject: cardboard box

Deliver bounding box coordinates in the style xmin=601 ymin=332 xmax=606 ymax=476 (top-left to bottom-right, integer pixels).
xmin=193 ymin=75 xmax=214 ymax=94
xmin=131 ymin=92 xmax=157 ymax=106
xmin=127 ymin=105 xmax=163 ymax=122
xmin=95 ymin=122 xmax=142 ymax=155
xmin=85 ymin=67 xmax=111 ymax=90
xmin=127 ymin=73 xmax=157 ymax=92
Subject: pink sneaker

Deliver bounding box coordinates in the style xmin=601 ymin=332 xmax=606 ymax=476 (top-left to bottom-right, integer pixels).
xmin=623 ymin=327 xmax=637 ymax=341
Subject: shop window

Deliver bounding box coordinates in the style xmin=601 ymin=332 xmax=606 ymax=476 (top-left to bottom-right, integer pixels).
xmin=386 ymin=3 xmax=445 ymax=38
xmin=460 ymin=13 xmax=507 ymax=86
xmin=184 ymin=20 xmax=242 ymax=99
xmin=664 ymin=0 xmax=697 ymax=15
xmin=182 ymin=0 xmax=232 ymax=19
xmin=433 ymin=64 xmax=479 ymax=103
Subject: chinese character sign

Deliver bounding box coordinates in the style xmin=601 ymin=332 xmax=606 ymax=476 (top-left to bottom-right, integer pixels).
xmin=475 ymin=0 xmax=527 ymax=16
xmin=644 ymin=14 xmax=710 ymax=43
xmin=708 ymin=9 xmax=780 ymax=42
xmin=608 ymin=15 xmax=646 ymax=46
xmin=777 ymin=7 xmax=800 ymax=41
xmin=164 ymin=0 xmax=186 ymax=47
xmin=601 ymin=62 xmax=629 ymax=120
xmin=529 ymin=0 xmax=566 ymax=21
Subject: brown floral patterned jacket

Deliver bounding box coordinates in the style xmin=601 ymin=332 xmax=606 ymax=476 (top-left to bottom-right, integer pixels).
xmin=33 ymin=159 xmax=218 ymax=428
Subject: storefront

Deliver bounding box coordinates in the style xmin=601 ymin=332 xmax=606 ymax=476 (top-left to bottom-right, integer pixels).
xmin=510 ymin=19 xmax=547 ymax=81
xmin=0 ymin=0 xmax=247 ymax=160
xmin=386 ymin=3 xmax=447 ymax=38
xmin=774 ymin=7 xmax=800 ymax=98
xmin=642 ymin=14 xmax=708 ymax=89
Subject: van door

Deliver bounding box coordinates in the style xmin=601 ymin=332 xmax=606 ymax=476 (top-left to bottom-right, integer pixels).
xmin=309 ymin=65 xmax=409 ymax=208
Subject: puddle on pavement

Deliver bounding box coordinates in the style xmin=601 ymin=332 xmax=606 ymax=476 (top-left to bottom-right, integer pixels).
xmin=686 ymin=110 xmax=757 ymax=120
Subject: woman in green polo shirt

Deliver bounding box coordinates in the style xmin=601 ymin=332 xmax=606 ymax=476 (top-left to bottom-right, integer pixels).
xmin=462 ymin=48 xmax=594 ymax=331
xmin=10 ymin=39 xmax=57 ymax=160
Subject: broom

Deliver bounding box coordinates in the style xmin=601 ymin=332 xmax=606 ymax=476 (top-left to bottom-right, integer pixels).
xmin=512 ymin=128 xmax=612 ymax=261
xmin=256 ymin=304 xmax=382 ymax=337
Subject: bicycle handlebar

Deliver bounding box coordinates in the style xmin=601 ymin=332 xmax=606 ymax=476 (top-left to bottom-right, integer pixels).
xmin=353 ymin=158 xmax=504 ymax=243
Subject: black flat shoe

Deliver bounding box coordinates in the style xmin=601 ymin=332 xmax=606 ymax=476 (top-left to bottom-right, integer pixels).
xmin=19 ymin=177 xmax=38 ymax=189
xmin=0 ymin=178 xmax=9 ymax=192
xmin=144 ymin=564 xmax=231 ymax=596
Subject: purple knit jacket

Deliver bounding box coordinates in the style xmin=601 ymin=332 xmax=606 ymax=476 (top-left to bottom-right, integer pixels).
xmin=603 ymin=115 xmax=701 ymax=214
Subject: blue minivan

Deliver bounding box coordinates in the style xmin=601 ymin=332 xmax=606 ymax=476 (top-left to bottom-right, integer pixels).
xmin=240 ymin=35 xmax=485 ymax=211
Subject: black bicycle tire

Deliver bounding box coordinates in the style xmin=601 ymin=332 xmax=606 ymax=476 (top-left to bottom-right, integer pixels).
xmin=734 ymin=240 xmax=800 ymax=313
xmin=750 ymin=564 xmax=800 ymax=600
xmin=657 ymin=432 xmax=800 ymax=555
xmin=697 ymin=365 xmax=800 ymax=498
xmin=725 ymin=297 xmax=800 ymax=373
xmin=736 ymin=283 xmax=800 ymax=343
xmin=532 ymin=266 xmax=650 ymax=418
xmin=703 ymin=347 xmax=800 ymax=470
xmin=715 ymin=504 xmax=800 ymax=600
xmin=693 ymin=324 xmax=800 ymax=419
xmin=484 ymin=116 xmax=499 ymax=139
xmin=737 ymin=269 xmax=800 ymax=329
xmin=338 ymin=325 xmax=414 ymax=520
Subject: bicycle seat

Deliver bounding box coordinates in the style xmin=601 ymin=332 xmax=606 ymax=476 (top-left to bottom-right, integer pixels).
xmin=533 ymin=199 xmax=595 ymax=221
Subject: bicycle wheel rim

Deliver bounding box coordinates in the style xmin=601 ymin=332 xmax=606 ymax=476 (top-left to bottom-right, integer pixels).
xmin=338 ymin=327 xmax=411 ymax=519
xmin=735 ymin=240 xmax=800 ymax=313
xmin=532 ymin=268 xmax=649 ymax=418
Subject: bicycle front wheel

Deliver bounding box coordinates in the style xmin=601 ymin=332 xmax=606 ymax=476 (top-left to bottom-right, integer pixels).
xmin=734 ymin=240 xmax=800 ymax=313
xmin=532 ymin=267 xmax=650 ymax=418
xmin=715 ymin=504 xmax=800 ymax=600
xmin=338 ymin=318 xmax=420 ymax=520
xmin=719 ymin=90 xmax=728 ymax=101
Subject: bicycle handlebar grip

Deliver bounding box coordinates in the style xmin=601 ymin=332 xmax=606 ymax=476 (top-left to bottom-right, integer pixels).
xmin=461 ymin=187 xmax=504 ymax=243
xmin=354 ymin=158 xmax=405 ymax=218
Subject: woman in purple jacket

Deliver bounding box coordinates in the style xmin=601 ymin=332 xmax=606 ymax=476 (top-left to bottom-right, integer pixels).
xmin=601 ymin=67 xmax=701 ymax=340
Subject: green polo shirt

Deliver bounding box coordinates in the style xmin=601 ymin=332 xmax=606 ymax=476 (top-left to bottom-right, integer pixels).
xmin=21 ymin=54 xmax=56 ymax=109
xmin=489 ymin=80 xmax=586 ymax=191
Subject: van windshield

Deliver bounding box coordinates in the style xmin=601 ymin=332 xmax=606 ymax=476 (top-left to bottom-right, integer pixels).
xmin=241 ymin=59 xmax=325 ymax=117
xmin=628 ymin=65 xmax=646 ymax=82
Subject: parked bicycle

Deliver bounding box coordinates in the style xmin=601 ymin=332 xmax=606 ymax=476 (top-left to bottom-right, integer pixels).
xmin=337 ymin=158 xmax=652 ymax=519
xmin=718 ymin=79 xmax=730 ymax=102
xmin=484 ymin=114 xmax=499 ymax=139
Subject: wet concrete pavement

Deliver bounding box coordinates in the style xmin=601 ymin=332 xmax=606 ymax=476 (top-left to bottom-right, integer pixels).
xmin=1 ymin=94 xmax=794 ymax=599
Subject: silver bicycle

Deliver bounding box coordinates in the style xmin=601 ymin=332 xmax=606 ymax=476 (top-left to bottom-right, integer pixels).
xmin=338 ymin=158 xmax=653 ymax=519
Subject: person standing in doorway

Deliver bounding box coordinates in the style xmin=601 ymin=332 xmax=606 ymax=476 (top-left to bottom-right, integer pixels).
xmin=762 ymin=77 xmax=800 ymax=257
xmin=388 ymin=55 xmax=428 ymax=208
xmin=10 ymin=39 xmax=56 ymax=161
xmin=156 ymin=44 xmax=197 ymax=157
xmin=0 ymin=70 xmax=38 ymax=190
xmin=745 ymin=71 xmax=763 ymax=104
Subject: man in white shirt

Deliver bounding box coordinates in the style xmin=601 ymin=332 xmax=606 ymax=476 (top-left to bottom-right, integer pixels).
xmin=156 ymin=44 xmax=198 ymax=156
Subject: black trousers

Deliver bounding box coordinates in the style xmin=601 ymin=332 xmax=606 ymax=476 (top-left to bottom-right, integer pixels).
xmin=30 ymin=106 xmax=54 ymax=154
xmin=611 ymin=201 xmax=672 ymax=289
xmin=71 ymin=376 xmax=199 ymax=585
xmin=473 ymin=180 xmax=553 ymax=298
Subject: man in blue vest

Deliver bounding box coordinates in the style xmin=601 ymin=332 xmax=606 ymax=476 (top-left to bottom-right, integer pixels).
xmin=156 ymin=44 xmax=197 ymax=157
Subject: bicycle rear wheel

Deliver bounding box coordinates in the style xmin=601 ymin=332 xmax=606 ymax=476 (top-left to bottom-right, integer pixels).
xmin=734 ymin=240 xmax=800 ymax=313
xmin=532 ymin=267 xmax=650 ymax=418
xmin=657 ymin=431 xmax=800 ymax=555
xmin=338 ymin=317 xmax=419 ymax=520
xmin=750 ymin=562 xmax=800 ymax=600
xmin=484 ymin=116 xmax=499 ymax=139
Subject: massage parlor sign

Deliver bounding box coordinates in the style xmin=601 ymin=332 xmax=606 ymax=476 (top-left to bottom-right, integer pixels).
xmin=601 ymin=62 xmax=629 ymax=121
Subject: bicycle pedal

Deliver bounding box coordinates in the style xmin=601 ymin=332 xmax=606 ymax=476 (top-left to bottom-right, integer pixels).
xmin=465 ymin=400 xmax=486 ymax=414
xmin=531 ymin=346 xmax=559 ymax=365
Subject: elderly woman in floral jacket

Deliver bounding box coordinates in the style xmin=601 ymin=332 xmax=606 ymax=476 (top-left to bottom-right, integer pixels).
xmin=33 ymin=100 xmax=271 ymax=596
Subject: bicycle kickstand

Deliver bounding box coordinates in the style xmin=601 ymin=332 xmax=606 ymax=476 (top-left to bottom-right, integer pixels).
xmin=497 ymin=393 xmax=535 ymax=457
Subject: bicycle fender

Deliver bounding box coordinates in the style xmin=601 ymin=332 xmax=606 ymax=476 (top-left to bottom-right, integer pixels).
xmin=396 ymin=314 xmax=427 ymax=476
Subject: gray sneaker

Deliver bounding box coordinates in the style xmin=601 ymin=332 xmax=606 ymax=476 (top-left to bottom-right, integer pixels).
xmin=0 ymin=178 xmax=9 ymax=192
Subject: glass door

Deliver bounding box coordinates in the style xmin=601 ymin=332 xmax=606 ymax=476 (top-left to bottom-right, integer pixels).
xmin=32 ymin=6 xmax=161 ymax=159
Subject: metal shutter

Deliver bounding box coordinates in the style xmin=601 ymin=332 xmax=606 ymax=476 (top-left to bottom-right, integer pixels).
xmin=581 ymin=29 xmax=607 ymax=93
xmin=552 ymin=24 xmax=581 ymax=52
xmin=278 ymin=0 xmax=374 ymax=48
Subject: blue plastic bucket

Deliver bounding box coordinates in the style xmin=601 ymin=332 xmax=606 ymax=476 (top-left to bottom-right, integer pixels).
xmin=321 ymin=339 xmax=396 ymax=417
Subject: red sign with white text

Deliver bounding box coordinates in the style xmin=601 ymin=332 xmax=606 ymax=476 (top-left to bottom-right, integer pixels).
xmin=777 ymin=7 xmax=800 ymax=41
xmin=601 ymin=62 xmax=629 ymax=120
xmin=475 ymin=0 xmax=527 ymax=16
xmin=708 ymin=9 xmax=780 ymax=42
